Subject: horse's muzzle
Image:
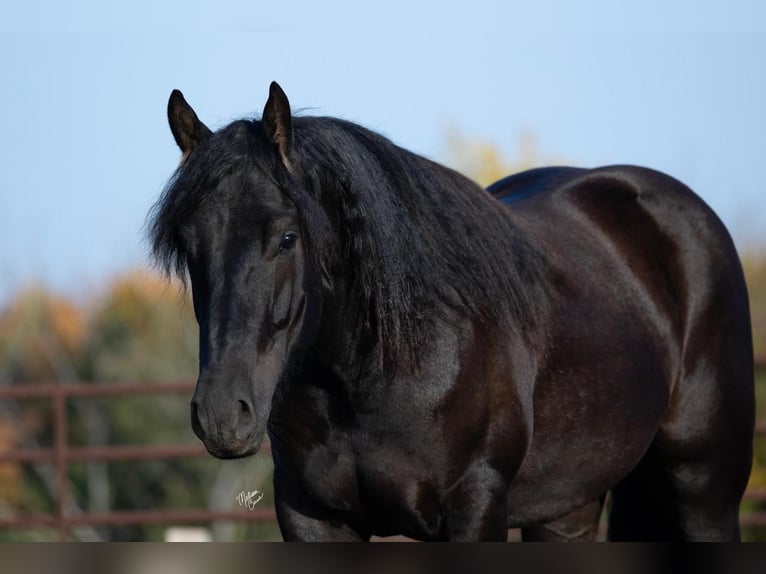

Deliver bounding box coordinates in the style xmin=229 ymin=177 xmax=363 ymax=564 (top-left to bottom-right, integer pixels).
xmin=191 ymin=396 xmax=263 ymax=458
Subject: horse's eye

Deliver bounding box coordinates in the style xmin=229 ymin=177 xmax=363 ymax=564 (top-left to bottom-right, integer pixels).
xmin=279 ymin=231 xmax=298 ymax=252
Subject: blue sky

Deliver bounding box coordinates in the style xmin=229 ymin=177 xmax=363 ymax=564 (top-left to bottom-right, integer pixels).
xmin=1 ymin=1 xmax=764 ymax=304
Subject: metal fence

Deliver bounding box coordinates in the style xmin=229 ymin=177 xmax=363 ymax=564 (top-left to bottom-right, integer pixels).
xmin=1 ymin=358 xmax=765 ymax=540
xmin=0 ymin=381 xmax=275 ymax=540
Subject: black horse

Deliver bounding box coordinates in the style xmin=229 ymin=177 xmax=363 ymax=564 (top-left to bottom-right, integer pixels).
xmin=149 ymin=82 xmax=754 ymax=541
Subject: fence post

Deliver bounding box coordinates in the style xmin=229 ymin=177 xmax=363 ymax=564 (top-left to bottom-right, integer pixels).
xmin=54 ymin=387 xmax=68 ymax=541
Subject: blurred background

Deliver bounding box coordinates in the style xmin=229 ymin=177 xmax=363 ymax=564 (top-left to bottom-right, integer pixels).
xmin=1 ymin=0 xmax=765 ymax=541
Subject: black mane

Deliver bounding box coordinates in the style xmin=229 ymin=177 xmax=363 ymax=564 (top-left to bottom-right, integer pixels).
xmin=149 ymin=116 xmax=551 ymax=370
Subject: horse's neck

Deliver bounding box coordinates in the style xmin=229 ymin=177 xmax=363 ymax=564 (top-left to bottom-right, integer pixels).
xmin=314 ymin=279 xmax=376 ymax=381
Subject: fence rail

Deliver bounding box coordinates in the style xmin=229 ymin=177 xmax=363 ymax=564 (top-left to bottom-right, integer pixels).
xmin=0 ymin=380 xmax=275 ymax=540
xmin=1 ymin=355 xmax=765 ymax=540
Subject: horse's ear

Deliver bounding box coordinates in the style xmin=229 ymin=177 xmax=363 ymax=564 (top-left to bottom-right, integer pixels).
xmin=263 ymin=81 xmax=293 ymax=168
xmin=167 ymin=90 xmax=212 ymax=159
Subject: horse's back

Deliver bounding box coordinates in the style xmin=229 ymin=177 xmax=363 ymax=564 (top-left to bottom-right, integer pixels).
xmin=488 ymin=165 xmax=754 ymax=540
xmin=490 ymin=164 xmax=751 ymax=367
xmin=490 ymin=165 xmax=749 ymax=341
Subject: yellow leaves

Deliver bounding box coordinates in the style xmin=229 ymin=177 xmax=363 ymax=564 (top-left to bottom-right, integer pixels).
xmin=0 ymin=270 xmax=194 ymax=383
xmin=0 ymin=286 xmax=81 ymax=346
xmin=47 ymin=297 xmax=84 ymax=355
xmin=92 ymin=271 xmax=187 ymax=337
xmin=104 ymin=270 xmax=184 ymax=306
xmin=0 ymin=286 xmax=84 ymax=381
xmin=443 ymin=127 xmax=564 ymax=187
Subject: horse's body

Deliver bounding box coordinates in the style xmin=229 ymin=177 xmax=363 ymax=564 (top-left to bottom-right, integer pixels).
xmin=491 ymin=167 xmax=754 ymax=540
xmin=150 ymin=84 xmax=754 ymax=541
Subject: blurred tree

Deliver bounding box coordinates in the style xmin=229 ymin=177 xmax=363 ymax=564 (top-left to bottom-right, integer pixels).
xmin=743 ymin=256 xmax=766 ymax=358
xmin=0 ymin=286 xmax=84 ymax=383
xmin=79 ymin=271 xmax=197 ymax=382
xmin=741 ymin=255 xmax=766 ymax=540
xmin=443 ymin=127 xmax=564 ymax=186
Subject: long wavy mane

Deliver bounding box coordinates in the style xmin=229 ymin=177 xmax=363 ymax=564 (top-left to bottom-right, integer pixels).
xmin=149 ymin=116 xmax=552 ymax=371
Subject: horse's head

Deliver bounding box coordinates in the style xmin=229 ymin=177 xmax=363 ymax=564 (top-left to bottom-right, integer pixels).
xmin=155 ymin=83 xmax=324 ymax=458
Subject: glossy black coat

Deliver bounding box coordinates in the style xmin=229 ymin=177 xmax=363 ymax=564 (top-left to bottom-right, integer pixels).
xmin=150 ymin=84 xmax=754 ymax=541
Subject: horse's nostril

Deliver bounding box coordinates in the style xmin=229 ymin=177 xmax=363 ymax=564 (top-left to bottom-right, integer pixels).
xmin=238 ymin=399 xmax=254 ymax=422
xmin=235 ymin=399 xmax=256 ymax=441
